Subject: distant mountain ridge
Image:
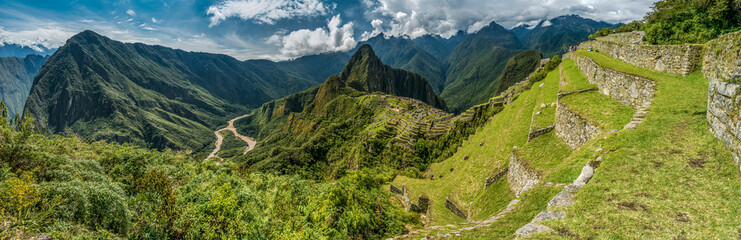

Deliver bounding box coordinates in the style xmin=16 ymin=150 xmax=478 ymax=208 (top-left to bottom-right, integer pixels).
xmin=0 ymin=43 xmax=56 ymax=58
xmin=511 ymin=15 xmax=616 ymax=57
xmin=0 ymin=54 xmax=48 ymax=117
xmin=24 ymin=30 xmax=335 ymax=150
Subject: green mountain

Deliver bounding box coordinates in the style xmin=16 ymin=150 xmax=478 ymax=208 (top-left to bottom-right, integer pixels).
xmin=360 ymin=35 xmax=446 ymax=93
xmin=0 ymin=54 xmax=48 ymax=117
xmin=496 ymin=50 xmax=543 ymax=93
xmin=441 ymin=22 xmax=524 ymax=113
xmin=271 ymin=52 xmax=350 ymax=84
xmin=24 ymin=30 xmax=319 ymax=150
xmin=233 ymin=44 xmax=454 ymax=178
xmin=512 ymin=15 xmax=615 ymax=57
xmin=341 ymin=44 xmax=446 ymax=109
xmin=412 ymin=30 xmax=469 ymax=61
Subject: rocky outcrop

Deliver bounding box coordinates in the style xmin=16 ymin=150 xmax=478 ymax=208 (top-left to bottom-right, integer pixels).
xmin=555 ymin=102 xmax=599 ymax=149
xmin=580 ymin=32 xmax=703 ymax=75
xmin=507 ymin=151 xmax=539 ymax=197
xmin=705 ymin=31 xmax=741 ymax=172
xmin=569 ymin=53 xmax=655 ymax=109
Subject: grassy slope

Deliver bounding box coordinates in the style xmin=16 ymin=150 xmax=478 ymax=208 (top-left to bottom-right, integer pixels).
xmin=560 ymin=59 xmax=596 ymax=93
xmin=524 ymin=51 xmax=741 ymax=239
xmin=393 ymin=66 xmax=556 ymax=226
xmin=394 ymin=49 xmax=722 ymax=239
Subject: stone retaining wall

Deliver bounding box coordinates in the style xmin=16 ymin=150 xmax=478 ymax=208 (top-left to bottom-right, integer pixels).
xmin=579 ymin=37 xmax=703 ymax=76
xmin=444 ymin=197 xmax=468 ymax=219
xmin=595 ymin=31 xmax=645 ymax=44
xmin=485 ymin=168 xmax=508 ymax=188
xmin=555 ymin=102 xmax=599 ymax=149
xmin=704 ymin=31 xmax=741 ymax=171
xmin=507 ymin=152 xmax=539 ymax=197
xmin=570 ymin=54 xmax=656 ymax=109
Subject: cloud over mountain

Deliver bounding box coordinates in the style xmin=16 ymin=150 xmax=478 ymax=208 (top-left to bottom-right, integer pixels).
xmin=207 ymin=0 xmax=330 ymax=27
xmin=269 ymin=14 xmax=356 ymax=59
xmin=363 ymin=0 xmax=652 ymax=38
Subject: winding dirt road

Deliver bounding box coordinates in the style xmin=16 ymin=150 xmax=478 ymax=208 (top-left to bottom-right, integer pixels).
xmin=205 ymin=114 xmax=257 ymax=161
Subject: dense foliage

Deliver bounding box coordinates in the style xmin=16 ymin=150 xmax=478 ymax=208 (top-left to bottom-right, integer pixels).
xmin=0 ymin=100 xmax=417 ymax=239
xmin=644 ymin=0 xmax=741 ymax=44
xmin=588 ymin=21 xmax=645 ymax=40
xmin=590 ymin=0 xmax=741 ymax=44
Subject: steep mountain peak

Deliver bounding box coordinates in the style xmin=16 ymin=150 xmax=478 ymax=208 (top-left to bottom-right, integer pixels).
xmin=338 ymin=45 xmax=446 ymax=109
xmin=355 ymin=44 xmax=378 ymax=59
xmin=68 ymin=30 xmax=108 ymax=45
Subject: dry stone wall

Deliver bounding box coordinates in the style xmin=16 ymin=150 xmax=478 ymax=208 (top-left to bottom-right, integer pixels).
xmin=444 ymin=197 xmax=468 ymax=219
xmin=580 ymin=32 xmax=703 ymax=75
xmin=704 ymin=31 xmax=741 ymax=171
xmin=507 ymin=151 xmax=539 ymax=197
xmin=569 ymin=54 xmax=656 ymax=109
xmin=555 ymin=102 xmax=599 ymax=149
xmin=595 ymin=31 xmax=645 ymax=44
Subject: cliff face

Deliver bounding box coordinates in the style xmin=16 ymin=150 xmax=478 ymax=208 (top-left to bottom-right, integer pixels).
xmin=0 ymin=54 xmax=48 ymax=117
xmin=340 ymin=44 xmax=446 ymax=110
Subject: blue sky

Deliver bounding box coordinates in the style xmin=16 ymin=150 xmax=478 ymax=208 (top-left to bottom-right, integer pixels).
xmin=0 ymin=0 xmax=655 ymax=60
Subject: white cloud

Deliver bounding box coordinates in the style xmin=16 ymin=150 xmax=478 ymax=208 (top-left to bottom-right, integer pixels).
xmin=126 ymin=9 xmax=136 ymax=16
xmin=0 ymin=27 xmax=75 ymax=51
xmin=540 ymin=19 xmax=552 ymax=27
xmin=269 ymin=14 xmax=356 ymax=59
xmin=139 ymin=24 xmax=157 ymax=31
xmin=360 ymin=19 xmax=384 ymax=41
xmin=207 ymin=0 xmax=329 ymax=27
xmin=151 ymin=18 xmax=161 ymax=24
xmin=364 ymin=0 xmax=653 ymax=38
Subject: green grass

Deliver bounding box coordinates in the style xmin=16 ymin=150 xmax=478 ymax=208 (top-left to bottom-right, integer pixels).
xmin=530 ymin=69 xmax=560 ymax=130
xmin=393 ymin=68 xmax=551 ymax=226
xmin=526 ymin=52 xmax=741 ymax=239
xmin=559 ymin=59 xmax=596 ymax=93
xmin=514 ymin=132 xmax=573 ymax=177
xmin=559 ymin=91 xmax=635 ymax=131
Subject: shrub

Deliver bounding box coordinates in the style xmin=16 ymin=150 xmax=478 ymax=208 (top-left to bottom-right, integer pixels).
xmin=0 ymin=171 xmax=40 ymax=216
xmin=42 ymin=179 xmax=131 ymax=234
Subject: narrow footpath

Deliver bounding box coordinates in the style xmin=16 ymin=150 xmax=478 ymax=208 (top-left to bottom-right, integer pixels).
xmin=205 ymin=114 xmax=256 ymax=161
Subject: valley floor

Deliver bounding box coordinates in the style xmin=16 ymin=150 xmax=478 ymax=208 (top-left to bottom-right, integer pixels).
xmin=205 ymin=114 xmax=257 ymax=161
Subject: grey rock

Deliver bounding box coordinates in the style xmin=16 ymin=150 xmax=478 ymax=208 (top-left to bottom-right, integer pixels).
xmin=548 ymin=191 xmax=575 ymax=208
xmin=515 ymin=223 xmax=553 ymax=235
xmin=532 ymin=210 xmax=566 ymax=222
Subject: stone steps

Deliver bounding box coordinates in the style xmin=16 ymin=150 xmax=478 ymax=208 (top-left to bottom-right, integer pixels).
xmin=624 ymin=102 xmax=651 ymax=130
xmin=515 ymin=152 xmax=600 ymax=236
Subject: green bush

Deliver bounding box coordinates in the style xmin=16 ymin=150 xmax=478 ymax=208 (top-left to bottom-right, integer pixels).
xmin=591 ymin=0 xmax=741 ymax=44
xmin=42 ymin=179 xmax=131 ymax=234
